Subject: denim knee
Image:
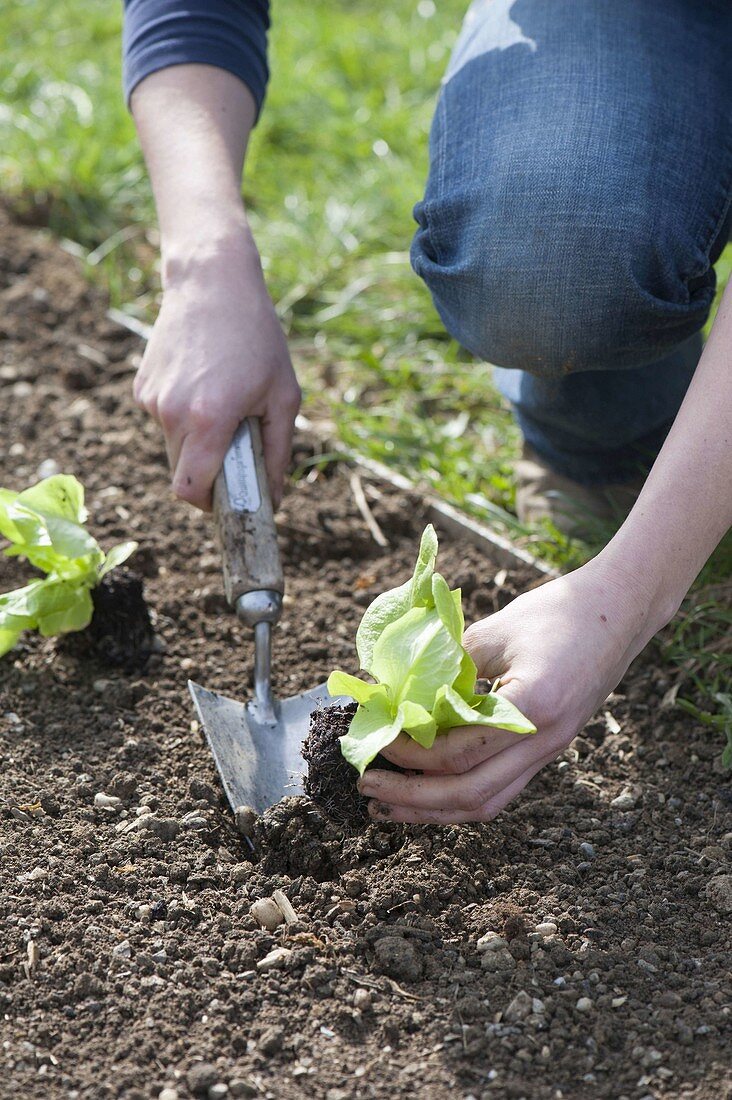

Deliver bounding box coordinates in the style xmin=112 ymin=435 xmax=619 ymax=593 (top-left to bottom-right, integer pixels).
xmin=411 ymin=176 xmax=715 ymax=380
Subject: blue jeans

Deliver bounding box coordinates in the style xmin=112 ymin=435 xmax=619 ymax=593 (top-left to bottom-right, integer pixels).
xmin=411 ymin=0 xmax=732 ymax=485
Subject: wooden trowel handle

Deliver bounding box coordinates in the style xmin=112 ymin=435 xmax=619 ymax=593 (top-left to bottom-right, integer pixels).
xmin=213 ymin=418 xmax=284 ymax=605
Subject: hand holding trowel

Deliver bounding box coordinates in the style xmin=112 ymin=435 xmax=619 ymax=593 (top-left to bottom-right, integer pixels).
xmin=188 ymin=418 xmax=339 ymax=815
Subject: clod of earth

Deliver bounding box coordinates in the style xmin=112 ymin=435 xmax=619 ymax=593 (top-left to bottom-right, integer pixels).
xmin=302 ymin=701 xmax=402 ymax=824
xmin=58 ymin=567 xmax=155 ymax=670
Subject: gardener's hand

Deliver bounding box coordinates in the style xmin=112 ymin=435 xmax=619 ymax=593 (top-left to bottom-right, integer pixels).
xmin=358 ymin=557 xmax=662 ymax=822
xmin=134 ymin=232 xmax=301 ymax=511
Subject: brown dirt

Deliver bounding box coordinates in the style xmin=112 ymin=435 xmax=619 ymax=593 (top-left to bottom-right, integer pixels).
xmin=0 ymin=212 xmax=731 ymax=1100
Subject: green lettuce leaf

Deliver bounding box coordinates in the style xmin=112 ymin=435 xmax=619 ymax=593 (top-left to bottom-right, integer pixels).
xmin=356 ymin=524 xmax=438 ymax=672
xmin=339 ymin=692 xmax=405 ymax=774
xmin=330 ymin=524 xmax=536 ymax=774
xmin=0 ymin=475 xmax=137 ymax=657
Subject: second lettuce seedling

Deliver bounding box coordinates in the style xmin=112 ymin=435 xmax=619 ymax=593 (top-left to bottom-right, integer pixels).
xmin=0 ymin=474 xmax=137 ymax=656
xmin=328 ymin=525 xmax=536 ymax=774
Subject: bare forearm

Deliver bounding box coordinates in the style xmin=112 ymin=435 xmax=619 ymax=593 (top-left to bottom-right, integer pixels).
xmin=130 ymin=65 xmax=257 ymax=270
xmin=129 ymin=64 xmax=300 ymax=511
xmin=601 ymin=280 xmax=732 ymax=632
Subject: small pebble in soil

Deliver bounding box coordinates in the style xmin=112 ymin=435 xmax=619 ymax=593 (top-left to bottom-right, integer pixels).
xmin=229 ymin=1082 xmax=255 ymax=1099
xmin=186 ymin=1064 xmax=219 ymax=1096
xmin=611 ymin=788 xmax=638 ymax=810
xmin=704 ymin=874 xmax=732 ymax=913
xmin=135 ymin=815 xmax=180 ymax=842
xmin=504 ymin=991 xmax=532 ymax=1022
xmin=94 ymin=792 xmax=122 ymax=813
xmin=258 ymin=1026 xmax=285 ymax=1056
xmin=579 ymin=842 xmax=596 ymax=860
xmin=575 ymin=997 xmax=593 ymax=1013
xmin=250 ymin=897 xmax=284 ymax=932
xmin=158 ymin=1090 xmax=178 ymax=1100
xmin=36 ymin=458 xmax=61 ymax=478
xmin=477 ymin=931 xmax=508 ymax=953
xmin=257 ymin=947 xmax=292 ymax=971
xmin=234 ymin=805 xmax=258 ymax=837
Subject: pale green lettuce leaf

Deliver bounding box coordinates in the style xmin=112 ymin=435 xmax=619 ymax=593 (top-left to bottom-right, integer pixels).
xmin=371 ymin=604 xmax=463 ymax=711
xmin=0 ymin=627 xmax=21 ymax=658
xmin=0 ymin=579 xmax=50 ymax=625
xmin=36 ymin=582 xmax=94 ymax=637
xmin=339 ymin=693 xmax=404 ymax=776
xmin=431 ymin=572 xmax=463 ymax=642
xmin=472 ymin=691 xmax=537 ymax=733
xmin=432 ymin=684 xmax=536 ymax=734
xmin=98 ymin=540 xmax=138 ymax=578
xmin=407 ymin=523 xmax=439 ymax=606
xmin=17 ymin=474 xmax=87 ymax=524
xmin=452 ymin=649 xmax=479 ymax=700
xmin=399 ymin=699 xmax=437 ymax=748
xmin=0 ymin=476 xmax=99 ymax=566
xmin=0 ymin=575 xmax=94 ymax=651
xmin=327 ymin=670 xmax=387 ymax=706
xmin=356 ymin=523 xmax=438 ymax=672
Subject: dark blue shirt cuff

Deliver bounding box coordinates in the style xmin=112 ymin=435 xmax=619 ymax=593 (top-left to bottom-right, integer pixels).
xmin=123 ymin=0 xmax=270 ymax=119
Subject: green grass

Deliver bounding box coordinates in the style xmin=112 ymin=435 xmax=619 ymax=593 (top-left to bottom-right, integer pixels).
xmin=0 ymin=0 xmax=729 ymax=755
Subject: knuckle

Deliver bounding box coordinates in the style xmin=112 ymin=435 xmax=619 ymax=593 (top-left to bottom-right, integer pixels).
xmin=448 ymin=745 xmax=477 ymax=776
xmin=188 ymin=400 xmax=218 ymax=433
xmin=457 ymin=781 xmax=488 ymax=812
xmin=462 ymin=621 xmax=490 ymax=659
xmin=283 ymin=389 xmax=299 ymax=418
xmin=156 ymin=394 xmax=182 ymax=429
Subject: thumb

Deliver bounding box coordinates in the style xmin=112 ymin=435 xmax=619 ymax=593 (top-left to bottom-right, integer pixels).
xmin=462 ymin=615 xmax=510 ymax=682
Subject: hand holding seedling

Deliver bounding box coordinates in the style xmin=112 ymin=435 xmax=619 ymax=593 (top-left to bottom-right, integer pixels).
xmin=130 ymin=66 xmax=301 ymax=511
xmin=358 ymin=560 xmax=654 ymax=822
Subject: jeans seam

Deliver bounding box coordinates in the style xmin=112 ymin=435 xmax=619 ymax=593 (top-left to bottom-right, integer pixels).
xmin=684 ymin=136 xmax=732 ymax=288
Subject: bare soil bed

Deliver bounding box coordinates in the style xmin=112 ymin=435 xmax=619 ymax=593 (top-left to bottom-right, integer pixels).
xmin=0 ymin=211 xmax=731 ymax=1100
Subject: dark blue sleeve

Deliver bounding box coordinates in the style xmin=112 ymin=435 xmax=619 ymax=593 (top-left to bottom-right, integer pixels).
xmin=123 ymin=0 xmax=270 ymax=119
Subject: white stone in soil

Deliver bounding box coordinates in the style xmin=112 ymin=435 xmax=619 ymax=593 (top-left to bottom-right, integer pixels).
xmin=611 ymin=788 xmax=638 ymax=810
xmin=250 ymin=897 xmax=285 ymax=932
xmin=257 ymin=946 xmax=292 ymax=971
xmin=94 ymin=793 xmax=123 ymax=812
xmin=476 ymin=931 xmax=507 ymax=952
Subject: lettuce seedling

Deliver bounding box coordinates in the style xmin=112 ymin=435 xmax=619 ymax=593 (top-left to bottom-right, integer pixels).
xmin=0 ymin=474 xmax=137 ymax=657
xmin=327 ymin=524 xmax=536 ymax=775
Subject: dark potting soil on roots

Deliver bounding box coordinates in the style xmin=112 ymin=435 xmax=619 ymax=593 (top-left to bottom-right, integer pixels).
xmin=0 ymin=208 xmax=731 ymax=1100
xmin=58 ymin=567 xmax=156 ymax=670
xmin=303 ymin=702 xmax=368 ymax=823
xmin=302 ymin=702 xmax=404 ymax=825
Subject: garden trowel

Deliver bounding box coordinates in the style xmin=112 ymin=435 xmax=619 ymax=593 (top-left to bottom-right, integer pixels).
xmin=188 ymin=419 xmax=340 ymax=815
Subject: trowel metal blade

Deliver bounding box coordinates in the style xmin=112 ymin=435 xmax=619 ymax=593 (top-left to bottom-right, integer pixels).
xmin=188 ymin=680 xmax=342 ymax=814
